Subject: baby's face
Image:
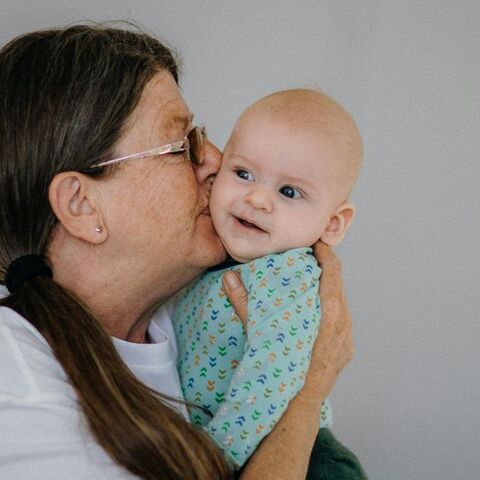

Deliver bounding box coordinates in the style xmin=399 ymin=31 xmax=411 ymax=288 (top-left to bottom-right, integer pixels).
xmin=210 ymin=112 xmax=344 ymax=262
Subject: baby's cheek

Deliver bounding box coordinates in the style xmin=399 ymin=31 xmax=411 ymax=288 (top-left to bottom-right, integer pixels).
xmin=277 ymin=214 xmax=320 ymax=249
xmin=209 ymin=183 xmax=230 ymax=237
xmin=209 ymin=184 xmax=223 ymax=215
xmin=211 ymin=172 xmax=237 ymax=212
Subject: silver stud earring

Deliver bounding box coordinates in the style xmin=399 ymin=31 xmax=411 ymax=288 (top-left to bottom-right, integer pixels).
xmin=95 ymin=225 xmax=102 ymax=233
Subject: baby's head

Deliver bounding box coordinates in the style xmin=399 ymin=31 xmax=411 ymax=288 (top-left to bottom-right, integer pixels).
xmin=210 ymin=89 xmax=363 ymax=263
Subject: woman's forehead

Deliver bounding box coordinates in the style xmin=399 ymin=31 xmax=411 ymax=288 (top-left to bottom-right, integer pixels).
xmin=125 ymin=72 xmax=192 ymax=144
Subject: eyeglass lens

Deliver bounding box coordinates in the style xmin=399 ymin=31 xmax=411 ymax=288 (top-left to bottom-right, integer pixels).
xmin=188 ymin=127 xmax=204 ymax=165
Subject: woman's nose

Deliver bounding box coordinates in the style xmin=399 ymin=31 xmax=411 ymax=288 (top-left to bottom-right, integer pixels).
xmin=245 ymin=187 xmax=273 ymax=213
xmin=193 ymin=138 xmax=222 ymax=185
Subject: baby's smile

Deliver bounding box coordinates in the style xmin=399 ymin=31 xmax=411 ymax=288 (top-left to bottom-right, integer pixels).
xmin=232 ymin=215 xmax=268 ymax=234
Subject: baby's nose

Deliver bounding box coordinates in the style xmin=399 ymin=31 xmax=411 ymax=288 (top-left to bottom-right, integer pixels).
xmin=244 ymin=187 xmax=273 ymax=213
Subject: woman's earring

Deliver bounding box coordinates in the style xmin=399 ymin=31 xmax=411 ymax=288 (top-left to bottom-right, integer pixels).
xmin=95 ymin=225 xmax=102 ymax=233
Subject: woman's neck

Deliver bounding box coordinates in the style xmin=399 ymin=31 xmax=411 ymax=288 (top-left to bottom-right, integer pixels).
xmin=47 ymin=232 xmax=200 ymax=343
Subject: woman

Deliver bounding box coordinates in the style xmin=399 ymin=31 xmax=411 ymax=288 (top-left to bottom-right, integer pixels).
xmin=0 ymin=25 xmax=354 ymax=479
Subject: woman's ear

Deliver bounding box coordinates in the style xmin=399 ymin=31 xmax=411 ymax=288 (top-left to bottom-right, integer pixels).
xmin=48 ymin=171 xmax=108 ymax=244
xmin=320 ymin=202 xmax=356 ymax=247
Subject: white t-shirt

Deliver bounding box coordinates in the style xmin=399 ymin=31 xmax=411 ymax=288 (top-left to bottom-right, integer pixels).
xmin=0 ymin=285 xmax=187 ymax=479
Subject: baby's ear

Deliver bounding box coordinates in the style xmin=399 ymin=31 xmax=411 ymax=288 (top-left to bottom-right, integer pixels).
xmin=320 ymin=202 xmax=356 ymax=247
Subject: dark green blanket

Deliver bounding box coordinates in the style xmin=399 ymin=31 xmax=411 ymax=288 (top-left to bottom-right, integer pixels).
xmin=234 ymin=428 xmax=367 ymax=479
xmin=307 ymin=429 xmax=368 ymax=480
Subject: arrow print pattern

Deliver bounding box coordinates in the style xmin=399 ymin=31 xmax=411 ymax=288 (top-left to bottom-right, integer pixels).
xmin=173 ymin=247 xmax=332 ymax=468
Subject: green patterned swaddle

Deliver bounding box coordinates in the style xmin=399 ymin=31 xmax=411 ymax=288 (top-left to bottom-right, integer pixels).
xmin=173 ymin=247 xmax=332 ymax=468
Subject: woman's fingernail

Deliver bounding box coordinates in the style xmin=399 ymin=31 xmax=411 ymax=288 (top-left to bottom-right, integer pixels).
xmin=224 ymin=272 xmax=240 ymax=289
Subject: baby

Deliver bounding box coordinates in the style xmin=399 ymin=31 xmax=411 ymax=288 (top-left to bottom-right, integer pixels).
xmin=173 ymin=89 xmax=362 ymax=469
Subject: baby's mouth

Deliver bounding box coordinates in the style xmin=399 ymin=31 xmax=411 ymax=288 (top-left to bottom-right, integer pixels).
xmin=234 ymin=216 xmax=267 ymax=233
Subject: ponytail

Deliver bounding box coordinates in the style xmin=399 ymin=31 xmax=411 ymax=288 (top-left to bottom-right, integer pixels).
xmin=1 ymin=276 xmax=230 ymax=479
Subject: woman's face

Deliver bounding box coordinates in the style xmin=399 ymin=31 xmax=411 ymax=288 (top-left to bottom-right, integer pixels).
xmin=99 ymin=71 xmax=226 ymax=292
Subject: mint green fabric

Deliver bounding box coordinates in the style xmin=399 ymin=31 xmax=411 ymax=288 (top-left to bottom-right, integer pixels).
xmin=174 ymin=247 xmax=332 ymax=468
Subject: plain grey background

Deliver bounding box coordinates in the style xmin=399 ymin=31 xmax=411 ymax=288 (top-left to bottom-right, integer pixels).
xmin=1 ymin=1 xmax=479 ymax=479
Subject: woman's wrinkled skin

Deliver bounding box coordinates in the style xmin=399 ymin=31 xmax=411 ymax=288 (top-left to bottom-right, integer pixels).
xmin=48 ymin=72 xmax=227 ymax=342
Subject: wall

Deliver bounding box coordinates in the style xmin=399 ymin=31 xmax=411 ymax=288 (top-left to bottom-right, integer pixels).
xmin=1 ymin=1 xmax=479 ymax=478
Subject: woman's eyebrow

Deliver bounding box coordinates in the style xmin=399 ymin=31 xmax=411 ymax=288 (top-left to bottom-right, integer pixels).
xmin=164 ymin=113 xmax=194 ymax=132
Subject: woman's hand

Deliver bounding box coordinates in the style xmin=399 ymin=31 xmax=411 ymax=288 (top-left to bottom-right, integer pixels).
xmin=223 ymin=241 xmax=354 ymax=405
xmin=300 ymin=241 xmax=354 ymax=404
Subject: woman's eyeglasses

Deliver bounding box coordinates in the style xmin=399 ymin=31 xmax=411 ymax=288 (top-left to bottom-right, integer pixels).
xmin=90 ymin=125 xmax=206 ymax=169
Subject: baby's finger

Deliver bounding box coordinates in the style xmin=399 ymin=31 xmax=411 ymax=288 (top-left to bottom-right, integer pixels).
xmin=222 ymin=271 xmax=248 ymax=329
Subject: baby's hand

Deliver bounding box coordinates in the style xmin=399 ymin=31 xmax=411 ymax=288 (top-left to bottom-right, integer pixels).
xmin=222 ymin=271 xmax=248 ymax=330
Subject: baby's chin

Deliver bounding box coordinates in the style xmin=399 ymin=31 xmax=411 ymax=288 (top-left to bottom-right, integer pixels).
xmin=224 ymin=240 xmax=294 ymax=263
xmin=214 ymin=219 xmax=270 ymax=263
xmin=221 ymin=239 xmax=269 ymax=263
xmin=225 ymin=246 xmax=257 ymax=264
xmin=212 ymin=224 xmax=257 ymax=264
xmin=224 ymin=239 xmax=313 ymax=264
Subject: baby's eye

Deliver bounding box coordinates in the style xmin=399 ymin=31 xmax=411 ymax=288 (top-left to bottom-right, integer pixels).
xmin=279 ymin=186 xmax=302 ymax=199
xmin=236 ymin=169 xmax=254 ymax=182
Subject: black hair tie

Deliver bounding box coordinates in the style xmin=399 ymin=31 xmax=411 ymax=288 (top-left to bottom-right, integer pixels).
xmin=5 ymin=254 xmax=53 ymax=294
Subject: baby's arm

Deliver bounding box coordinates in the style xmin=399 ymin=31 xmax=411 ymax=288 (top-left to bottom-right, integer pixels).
xmin=205 ymin=248 xmax=321 ymax=468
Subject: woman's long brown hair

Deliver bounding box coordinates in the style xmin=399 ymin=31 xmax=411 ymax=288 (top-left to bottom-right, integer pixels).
xmin=0 ymin=25 xmax=231 ymax=479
